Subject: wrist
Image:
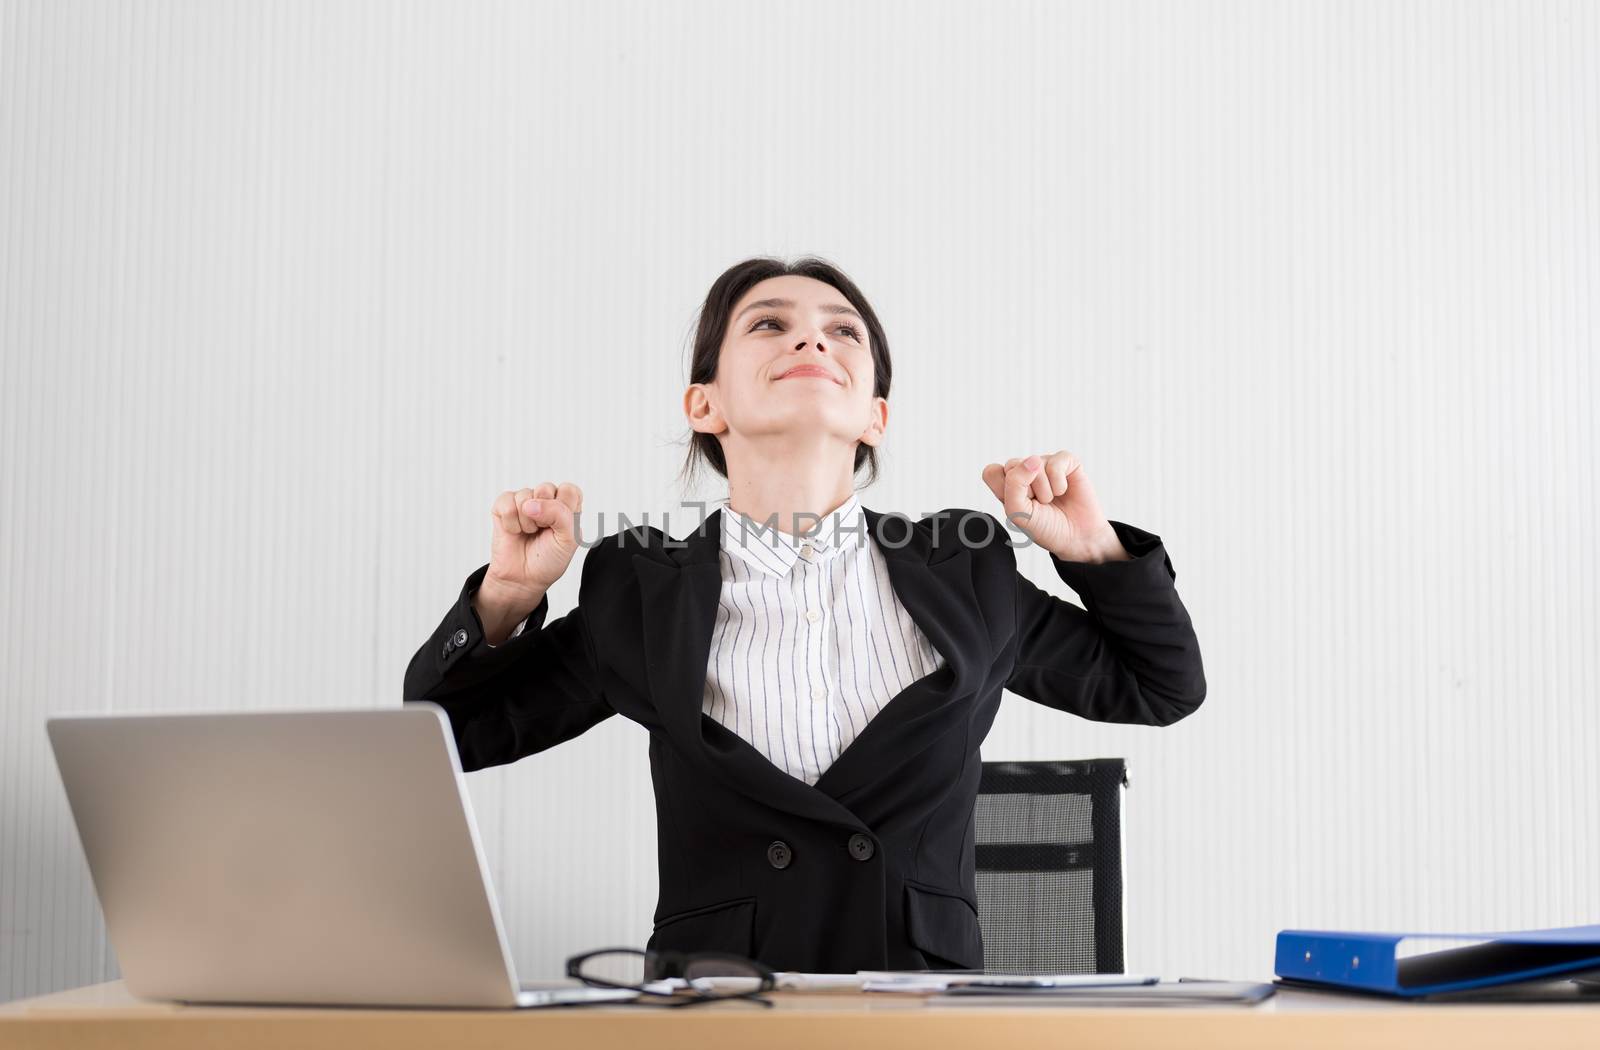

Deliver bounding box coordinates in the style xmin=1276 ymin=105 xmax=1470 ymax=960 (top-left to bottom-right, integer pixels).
xmin=474 ymin=577 xmax=545 ymax=643
xmin=1052 ymin=527 xmax=1129 ymax=565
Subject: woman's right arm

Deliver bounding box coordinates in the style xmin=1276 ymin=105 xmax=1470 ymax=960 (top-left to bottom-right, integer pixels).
xmin=402 ymin=483 xmax=614 ymax=771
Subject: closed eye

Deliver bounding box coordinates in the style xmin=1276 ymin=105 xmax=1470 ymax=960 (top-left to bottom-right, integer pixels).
xmin=750 ymin=315 xmax=865 ymax=343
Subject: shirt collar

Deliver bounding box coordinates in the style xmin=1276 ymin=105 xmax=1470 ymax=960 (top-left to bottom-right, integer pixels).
xmin=718 ymin=491 xmax=866 ymax=578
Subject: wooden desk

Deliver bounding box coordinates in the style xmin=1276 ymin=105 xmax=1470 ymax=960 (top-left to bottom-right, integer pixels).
xmin=3 ymin=978 xmax=1600 ymax=1049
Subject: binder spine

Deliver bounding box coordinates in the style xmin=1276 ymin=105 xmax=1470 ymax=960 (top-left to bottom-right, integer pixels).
xmin=1274 ymin=931 xmax=1400 ymax=994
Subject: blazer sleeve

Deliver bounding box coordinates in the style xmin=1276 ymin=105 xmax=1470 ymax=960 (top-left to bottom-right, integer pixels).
xmin=402 ymin=556 xmax=616 ymax=771
xmin=1005 ymin=518 xmax=1206 ymax=726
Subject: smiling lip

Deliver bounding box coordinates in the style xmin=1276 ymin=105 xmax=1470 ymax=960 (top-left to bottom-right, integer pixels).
xmin=777 ymin=365 xmax=841 ymax=384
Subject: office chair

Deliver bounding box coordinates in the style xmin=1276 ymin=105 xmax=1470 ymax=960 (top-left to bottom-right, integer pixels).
xmin=972 ymin=758 xmax=1128 ymax=974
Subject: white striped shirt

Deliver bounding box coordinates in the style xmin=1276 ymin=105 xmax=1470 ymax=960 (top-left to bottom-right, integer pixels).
xmin=706 ymin=492 xmax=946 ymax=786
xmin=488 ymin=491 xmax=945 ymax=786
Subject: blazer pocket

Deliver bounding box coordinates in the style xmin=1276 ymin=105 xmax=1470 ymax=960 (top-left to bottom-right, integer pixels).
xmin=646 ymin=895 xmax=757 ymax=960
xmin=903 ymin=880 xmax=984 ymax=970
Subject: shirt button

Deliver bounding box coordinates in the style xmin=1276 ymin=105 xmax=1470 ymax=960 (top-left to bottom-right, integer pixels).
xmin=847 ymin=833 xmax=876 ymax=861
xmin=812 ymin=686 xmax=826 ymax=702
xmin=806 ymin=608 xmax=821 ymax=624
xmin=800 ymin=543 xmax=813 ymax=557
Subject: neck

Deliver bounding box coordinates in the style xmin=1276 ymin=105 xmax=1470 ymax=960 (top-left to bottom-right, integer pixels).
xmin=721 ymin=438 xmax=858 ymax=538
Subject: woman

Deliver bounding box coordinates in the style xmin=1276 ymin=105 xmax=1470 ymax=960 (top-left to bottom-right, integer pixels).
xmin=403 ymin=256 xmax=1207 ymax=977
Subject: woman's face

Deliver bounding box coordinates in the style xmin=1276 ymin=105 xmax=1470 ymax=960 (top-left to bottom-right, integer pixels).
xmin=686 ymin=274 xmax=887 ymax=457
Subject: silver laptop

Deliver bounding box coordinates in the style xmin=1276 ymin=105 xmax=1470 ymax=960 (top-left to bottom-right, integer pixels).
xmin=45 ymin=703 xmax=636 ymax=1009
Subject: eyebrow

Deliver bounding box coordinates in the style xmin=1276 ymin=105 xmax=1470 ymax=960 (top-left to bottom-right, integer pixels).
xmin=734 ymin=298 xmax=864 ymax=325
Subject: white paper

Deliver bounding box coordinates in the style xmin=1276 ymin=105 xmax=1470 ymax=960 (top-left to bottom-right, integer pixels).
xmin=649 ymin=971 xmax=1158 ymax=994
xmin=855 ymin=971 xmax=1158 ymax=993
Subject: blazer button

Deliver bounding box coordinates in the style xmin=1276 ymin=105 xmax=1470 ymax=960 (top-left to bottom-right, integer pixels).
xmin=848 ymin=833 xmax=875 ymax=861
xmin=766 ymin=840 xmax=793 ymax=870
xmin=453 ymin=628 xmax=469 ymax=647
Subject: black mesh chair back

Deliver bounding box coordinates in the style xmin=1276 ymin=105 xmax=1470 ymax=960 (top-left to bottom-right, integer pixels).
xmin=973 ymin=758 xmax=1128 ymax=974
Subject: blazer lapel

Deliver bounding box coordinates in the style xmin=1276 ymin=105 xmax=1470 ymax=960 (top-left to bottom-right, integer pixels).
xmin=631 ymin=505 xmax=986 ymax=828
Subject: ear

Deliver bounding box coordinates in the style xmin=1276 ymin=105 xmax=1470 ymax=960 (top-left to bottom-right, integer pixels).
xmin=856 ymin=396 xmax=888 ymax=448
xmin=684 ymin=383 xmax=727 ymax=435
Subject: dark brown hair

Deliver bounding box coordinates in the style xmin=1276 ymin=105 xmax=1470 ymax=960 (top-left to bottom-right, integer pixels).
xmin=678 ymin=256 xmax=893 ymax=493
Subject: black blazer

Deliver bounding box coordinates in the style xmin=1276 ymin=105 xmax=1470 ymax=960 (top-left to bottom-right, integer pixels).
xmin=403 ymin=506 xmax=1206 ymax=976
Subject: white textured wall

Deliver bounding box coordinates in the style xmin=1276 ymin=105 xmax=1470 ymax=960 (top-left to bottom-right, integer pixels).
xmin=3 ymin=0 xmax=1597 ymax=1003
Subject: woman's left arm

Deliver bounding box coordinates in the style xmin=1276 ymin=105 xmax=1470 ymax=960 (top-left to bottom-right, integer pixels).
xmin=983 ymin=451 xmax=1207 ymax=725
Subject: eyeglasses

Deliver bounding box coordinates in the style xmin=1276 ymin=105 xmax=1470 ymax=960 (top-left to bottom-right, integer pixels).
xmin=565 ymin=946 xmax=776 ymax=1008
